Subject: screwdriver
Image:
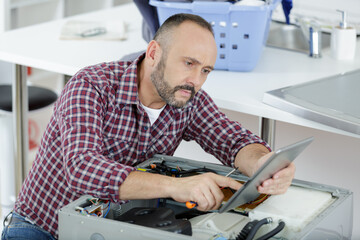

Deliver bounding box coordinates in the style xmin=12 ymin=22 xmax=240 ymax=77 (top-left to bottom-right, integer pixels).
xmin=185 ymin=167 xmax=239 ymax=209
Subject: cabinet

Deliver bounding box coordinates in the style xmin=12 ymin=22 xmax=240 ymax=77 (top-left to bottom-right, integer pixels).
xmin=0 ymin=0 xmax=130 ymax=32
xmin=0 ymin=0 xmax=130 ymax=87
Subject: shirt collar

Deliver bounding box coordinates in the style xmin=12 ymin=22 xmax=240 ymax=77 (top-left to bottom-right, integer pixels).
xmin=116 ymin=53 xmax=145 ymax=106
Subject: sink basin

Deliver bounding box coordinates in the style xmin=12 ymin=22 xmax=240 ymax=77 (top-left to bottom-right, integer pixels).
xmin=263 ymin=69 xmax=360 ymax=135
xmin=266 ymin=21 xmax=331 ymax=54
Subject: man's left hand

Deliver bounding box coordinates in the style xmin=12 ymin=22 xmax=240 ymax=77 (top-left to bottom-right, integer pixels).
xmin=255 ymin=152 xmax=296 ymax=195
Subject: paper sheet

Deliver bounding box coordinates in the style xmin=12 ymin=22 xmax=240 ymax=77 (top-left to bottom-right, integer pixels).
xmin=60 ymin=20 xmax=127 ymax=41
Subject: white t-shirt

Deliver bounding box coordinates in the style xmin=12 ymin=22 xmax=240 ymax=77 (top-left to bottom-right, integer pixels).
xmin=140 ymin=102 xmax=166 ymax=125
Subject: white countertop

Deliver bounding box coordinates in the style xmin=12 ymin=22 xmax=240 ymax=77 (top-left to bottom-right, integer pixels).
xmin=0 ymin=2 xmax=359 ymax=138
xmin=203 ymin=41 xmax=360 ymax=138
xmin=0 ymin=4 xmax=148 ymax=75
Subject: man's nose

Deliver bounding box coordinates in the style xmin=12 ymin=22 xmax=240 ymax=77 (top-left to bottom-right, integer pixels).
xmin=187 ymin=69 xmax=203 ymax=88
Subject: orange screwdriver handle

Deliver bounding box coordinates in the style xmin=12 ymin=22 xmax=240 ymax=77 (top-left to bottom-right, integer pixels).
xmin=186 ymin=201 xmax=198 ymax=209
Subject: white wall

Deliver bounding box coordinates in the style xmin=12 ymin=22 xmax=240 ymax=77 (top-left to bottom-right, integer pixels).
xmin=174 ymin=108 xmax=360 ymax=239
xmin=0 ymin=60 xmax=14 ymax=84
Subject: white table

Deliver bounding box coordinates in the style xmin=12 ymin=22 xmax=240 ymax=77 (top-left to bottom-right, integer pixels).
xmin=0 ymin=2 xmax=360 ymax=192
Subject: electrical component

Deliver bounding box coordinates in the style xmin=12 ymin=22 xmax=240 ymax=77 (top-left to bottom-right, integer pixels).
xmin=59 ymin=155 xmax=353 ymax=240
xmin=75 ymin=198 xmax=110 ymax=218
xmin=189 ymin=212 xmax=249 ymax=239
xmin=115 ymin=207 xmax=192 ymax=236
xmin=144 ymin=161 xmax=217 ymax=177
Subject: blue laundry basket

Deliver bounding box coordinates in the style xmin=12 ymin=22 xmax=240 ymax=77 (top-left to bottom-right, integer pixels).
xmin=149 ymin=0 xmax=280 ymax=72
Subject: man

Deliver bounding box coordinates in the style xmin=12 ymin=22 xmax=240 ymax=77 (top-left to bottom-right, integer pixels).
xmin=2 ymin=13 xmax=295 ymax=240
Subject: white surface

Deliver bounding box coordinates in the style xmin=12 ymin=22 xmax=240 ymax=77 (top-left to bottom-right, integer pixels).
xmin=59 ymin=20 xmax=127 ymax=40
xmin=190 ymin=212 xmax=248 ymax=239
xmin=202 ymin=42 xmax=360 ymax=138
xmin=249 ymin=185 xmax=333 ymax=231
xmin=331 ymin=27 xmax=357 ymax=60
xmin=0 ymin=3 xmax=147 ymax=76
xmin=0 ymin=116 xmax=16 ymax=233
xmin=1 ymin=0 xmax=120 ymax=33
xmin=0 ymin=2 xmax=360 ymax=137
xmin=0 ymin=0 xmax=10 ymax=32
xmin=271 ymin=0 xmax=360 ymax=34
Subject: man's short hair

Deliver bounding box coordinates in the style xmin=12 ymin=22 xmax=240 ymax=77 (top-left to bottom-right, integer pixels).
xmin=153 ymin=13 xmax=214 ymax=53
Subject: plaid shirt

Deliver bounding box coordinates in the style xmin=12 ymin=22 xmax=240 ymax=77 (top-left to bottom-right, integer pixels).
xmin=15 ymin=54 xmax=269 ymax=238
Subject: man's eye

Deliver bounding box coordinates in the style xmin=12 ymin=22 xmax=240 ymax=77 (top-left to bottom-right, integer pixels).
xmin=185 ymin=61 xmax=192 ymax=66
xmin=202 ymin=69 xmax=211 ymax=74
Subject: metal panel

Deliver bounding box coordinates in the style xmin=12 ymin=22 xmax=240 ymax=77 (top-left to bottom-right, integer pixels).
xmin=263 ymin=69 xmax=360 ymax=135
xmin=59 ymin=155 xmax=353 ymax=240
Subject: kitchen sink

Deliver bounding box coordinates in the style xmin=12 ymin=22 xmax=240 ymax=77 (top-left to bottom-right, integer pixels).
xmin=263 ymin=69 xmax=360 ymax=135
xmin=266 ymin=21 xmax=331 ymax=54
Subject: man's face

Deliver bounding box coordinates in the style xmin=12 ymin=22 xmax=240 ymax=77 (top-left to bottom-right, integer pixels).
xmin=150 ymin=53 xmax=196 ymax=108
xmin=150 ymin=21 xmax=217 ymax=108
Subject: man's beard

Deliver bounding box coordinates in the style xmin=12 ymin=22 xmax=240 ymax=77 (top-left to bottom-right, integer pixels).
xmin=150 ymin=56 xmax=195 ymax=108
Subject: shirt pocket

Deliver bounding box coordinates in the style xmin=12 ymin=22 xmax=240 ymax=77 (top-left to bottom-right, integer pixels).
xmin=103 ymin=137 xmax=130 ymax=163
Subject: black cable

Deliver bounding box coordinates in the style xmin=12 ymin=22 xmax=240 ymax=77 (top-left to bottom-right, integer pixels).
xmin=245 ymin=218 xmax=272 ymax=240
xmin=236 ymin=220 xmax=259 ymax=240
xmin=178 ymin=167 xmax=217 ymax=175
xmin=256 ymin=220 xmax=286 ymax=240
xmin=147 ymin=163 xmax=217 ymax=176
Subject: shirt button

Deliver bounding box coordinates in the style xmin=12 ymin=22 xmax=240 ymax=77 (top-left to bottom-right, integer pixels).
xmin=143 ymin=126 xmax=148 ymax=131
xmin=141 ymin=152 xmax=145 ymax=156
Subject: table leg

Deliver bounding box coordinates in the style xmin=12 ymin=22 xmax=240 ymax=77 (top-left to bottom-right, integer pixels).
xmin=13 ymin=64 xmax=28 ymax=196
xmin=259 ymin=117 xmax=276 ymax=149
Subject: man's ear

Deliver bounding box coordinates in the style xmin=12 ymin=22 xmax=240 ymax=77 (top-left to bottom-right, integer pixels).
xmin=146 ymin=40 xmax=162 ymax=67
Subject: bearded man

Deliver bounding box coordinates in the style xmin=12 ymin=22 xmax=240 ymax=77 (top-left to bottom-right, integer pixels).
xmin=2 ymin=13 xmax=294 ymax=240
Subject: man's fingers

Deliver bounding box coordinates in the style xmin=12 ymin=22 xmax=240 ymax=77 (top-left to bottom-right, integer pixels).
xmin=258 ymin=163 xmax=295 ymax=194
xmin=212 ymin=173 xmax=243 ymax=191
xmin=189 ymin=173 xmax=242 ymax=211
xmin=210 ymin=183 xmax=226 ymax=210
xmin=194 ymin=193 xmax=208 ymax=211
xmin=273 ymin=162 xmax=296 ymax=180
xmin=258 ymin=178 xmax=291 ymax=194
xmin=197 ymin=185 xmax=216 ymax=211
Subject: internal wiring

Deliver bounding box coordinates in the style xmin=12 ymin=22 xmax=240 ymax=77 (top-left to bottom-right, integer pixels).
xmin=103 ymin=201 xmax=111 ymax=218
xmin=147 ymin=161 xmax=217 ymax=177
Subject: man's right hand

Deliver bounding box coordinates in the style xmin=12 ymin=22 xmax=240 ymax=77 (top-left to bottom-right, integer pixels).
xmin=119 ymin=171 xmax=242 ymax=212
xmin=169 ymin=172 xmax=242 ymax=211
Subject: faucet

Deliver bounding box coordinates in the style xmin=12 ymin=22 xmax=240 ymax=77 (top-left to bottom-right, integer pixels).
xmin=297 ymin=17 xmax=322 ymax=58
